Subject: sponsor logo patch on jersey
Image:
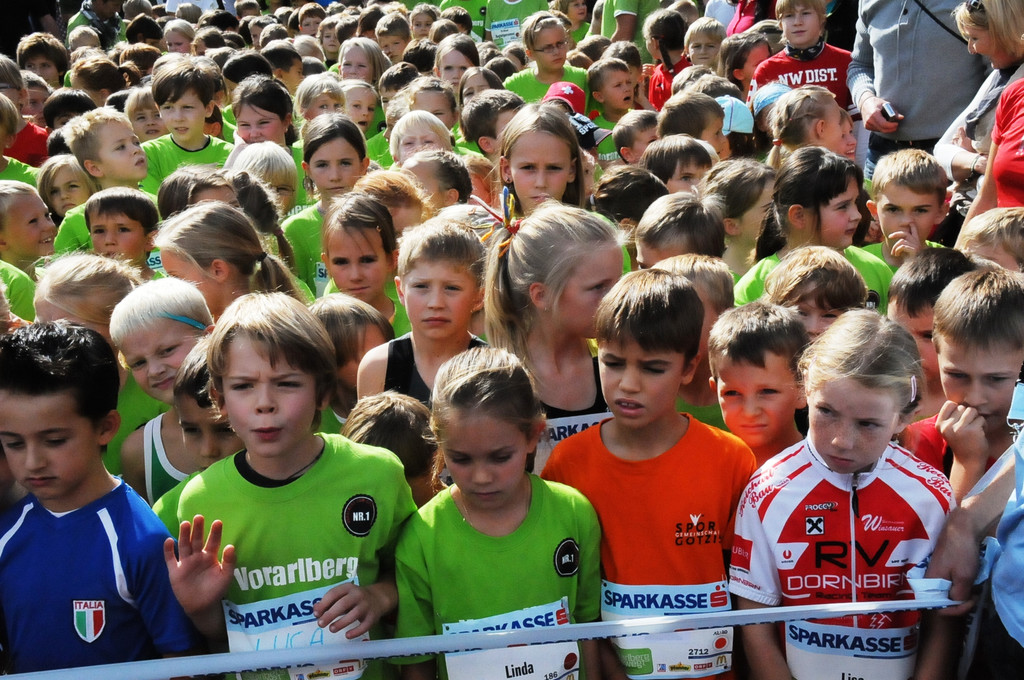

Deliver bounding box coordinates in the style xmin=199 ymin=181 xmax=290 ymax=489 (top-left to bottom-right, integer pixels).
xmin=553 ymin=537 xmax=580 ymax=577
xmin=342 ymin=495 xmax=377 ymax=536
xmin=73 ymin=599 xmax=105 ymax=643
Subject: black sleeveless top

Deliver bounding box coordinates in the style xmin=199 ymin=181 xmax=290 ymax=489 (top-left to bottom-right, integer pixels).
xmin=383 ymin=333 xmax=487 ymax=404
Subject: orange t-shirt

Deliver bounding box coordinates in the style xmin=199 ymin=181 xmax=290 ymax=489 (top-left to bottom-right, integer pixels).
xmin=543 ymin=417 xmax=756 ymax=589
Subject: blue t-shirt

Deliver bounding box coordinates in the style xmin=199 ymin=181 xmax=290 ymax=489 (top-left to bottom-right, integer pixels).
xmin=993 ymin=437 xmax=1024 ymax=645
xmin=0 ymin=482 xmax=198 ymax=672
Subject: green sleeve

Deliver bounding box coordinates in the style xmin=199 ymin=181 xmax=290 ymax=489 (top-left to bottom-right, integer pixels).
xmin=0 ymin=260 xmax=36 ymax=321
xmin=54 ymin=204 xmax=92 ymax=254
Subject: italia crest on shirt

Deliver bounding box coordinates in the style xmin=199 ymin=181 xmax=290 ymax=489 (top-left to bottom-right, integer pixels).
xmin=73 ymin=600 xmax=106 ymax=642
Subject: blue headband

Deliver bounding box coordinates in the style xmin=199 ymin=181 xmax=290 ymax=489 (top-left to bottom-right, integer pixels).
xmin=162 ymin=313 xmax=208 ymax=332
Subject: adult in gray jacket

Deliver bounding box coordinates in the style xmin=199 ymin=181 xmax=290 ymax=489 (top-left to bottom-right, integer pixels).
xmin=848 ymin=0 xmax=989 ymax=178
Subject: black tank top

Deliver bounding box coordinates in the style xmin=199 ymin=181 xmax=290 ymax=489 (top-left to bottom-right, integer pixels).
xmin=383 ymin=333 xmax=487 ymax=404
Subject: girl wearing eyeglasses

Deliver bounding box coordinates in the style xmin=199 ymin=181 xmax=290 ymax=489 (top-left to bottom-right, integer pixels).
xmin=504 ymin=12 xmax=588 ymax=104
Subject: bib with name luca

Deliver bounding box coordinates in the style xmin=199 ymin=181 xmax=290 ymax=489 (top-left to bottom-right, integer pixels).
xmin=223 ymin=579 xmax=369 ymax=680
xmin=443 ymin=598 xmax=581 ymax=680
xmin=601 ymin=581 xmax=732 ymax=679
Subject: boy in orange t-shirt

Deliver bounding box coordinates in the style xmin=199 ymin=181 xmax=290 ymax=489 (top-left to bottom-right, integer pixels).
xmin=543 ymin=268 xmax=756 ymax=680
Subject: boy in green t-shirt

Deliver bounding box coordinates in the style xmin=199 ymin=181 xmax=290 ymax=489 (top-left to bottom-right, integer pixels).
xmin=141 ymin=58 xmax=233 ymax=195
xmin=588 ymin=58 xmax=634 ymax=169
xmin=58 ymin=108 xmax=152 ymax=254
xmin=166 ymin=293 xmax=416 ymax=680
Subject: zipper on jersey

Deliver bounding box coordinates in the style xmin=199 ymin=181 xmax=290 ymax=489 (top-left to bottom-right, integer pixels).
xmin=850 ymin=473 xmax=860 ymax=626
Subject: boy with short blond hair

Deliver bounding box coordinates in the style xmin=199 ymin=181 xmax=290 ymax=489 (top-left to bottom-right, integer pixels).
xmin=957 ymin=207 xmax=1024 ymax=270
xmin=0 ymin=181 xmax=49 ymax=321
xmin=933 ymin=268 xmax=1024 ymax=501
xmin=58 ymin=108 xmax=152 ymax=254
xmin=684 ymin=17 xmax=726 ymax=69
xmin=0 ymin=322 xmax=198 ymax=673
xmin=142 ymin=58 xmax=233 ymax=195
xmin=709 ymin=301 xmax=808 ymax=465
xmin=376 ymin=12 xmax=413 ymax=63
xmin=864 ymin=149 xmax=947 ymax=270
xmin=544 ymin=268 xmax=755 ymax=680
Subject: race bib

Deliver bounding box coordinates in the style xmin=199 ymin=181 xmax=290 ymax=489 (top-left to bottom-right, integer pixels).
xmin=535 ymin=412 xmax=610 ymax=474
xmin=489 ymin=18 xmax=521 ymax=46
xmin=602 ymin=581 xmax=732 ymax=679
xmin=443 ymin=598 xmax=581 ymax=680
xmin=785 ymin=620 xmax=917 ymax=680
xmin=223 ymin=581 xmax=368 ymax=680
xmin=314 ymin=261 xmax=329 ymax=298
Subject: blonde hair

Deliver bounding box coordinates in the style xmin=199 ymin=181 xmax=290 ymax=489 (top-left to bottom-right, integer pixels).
xmin=431 ymin=346 xmax=544 ymax=445
xmin=229 ymin=141 xmax=299 ymax=202
xmin=35 ymin=253 xmax=141 ymax=327
xmin=870 ymin=148 xmax=948 ymax=204
xmin=933 ymin=268 xmax=1024 ymax=352
xmin=397 ymin=217 xmax=485 ymax=282
xmin=207 ymin=292 xmax=337 ymax=408
xmin=775 ymin=0 xmax=826 ymax=18
xmin=339 ymin=37 xmax=392 ymax=86
xmin=801 ymin=309 xmax=922 ymax=417
xmin=0 ymin=95 xmax=20 ymax=138
xmin=958 ymin=207 xmax=1024 ymax=268
xmin=499 ymin=104 xmax=585 ymax=213
xmin=164 ymin=18 xmax=196 ymax=43
xmin=64 ymin=108 xmax=135 ymax=165
xmin=0 ymin=181 xmax=42 ymax=231
xmin=954 ymin=0 xmax=1024 ymax=59
xmin=294 ymin=72 xmax=345 ymax=121
xmin=37 ymin=155 xmax=95 ymax=216
xmin=767 ymin=85 xmax=838 ymax=169
xmin=154 ymin=202 xmax=305 ymax=304
xmin=484 ymin=203 xmax=620 ymax=363
xmin=654 ymin=253 xmax=734 ymax=313
xmin=389 ymin=110 xmax=455 ymax=162
xmin=110 ymin=277 xmax=212 ymax=348
xmin=765 ymin=245 xmax=867 ymax=310
xmin=684 ymin=16 xmax=726 ymax=46
xmin=124 ymin=86 xmax=159 ymax=122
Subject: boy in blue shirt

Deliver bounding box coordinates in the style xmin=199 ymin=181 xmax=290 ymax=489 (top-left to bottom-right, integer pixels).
xmin=0 ymin=322 xmax=198 ymax=672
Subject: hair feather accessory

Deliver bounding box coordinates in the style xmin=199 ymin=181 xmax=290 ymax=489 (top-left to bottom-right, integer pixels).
xmin=478 ymin=185 xmax=522 ymax=257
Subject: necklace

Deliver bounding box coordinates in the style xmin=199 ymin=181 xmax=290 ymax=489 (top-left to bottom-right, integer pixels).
xmin=451 ymin=478 xmax=533 ymax=536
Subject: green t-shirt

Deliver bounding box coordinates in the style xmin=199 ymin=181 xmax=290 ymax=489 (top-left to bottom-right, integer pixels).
xmin=592 ymin=113 xmax=619 ymax=163
xmin=0 ymin=157 xmax=38 ymax=185
xmin=504 ymin=64 xmax=588 ymax=104
xmin=177 ymin=434 xmax=416 ymax=680
xmin=366 ymin=132 xmax=394 ymax=170
xmin=441 ymin=0 xmax=489 ymax=39
xmin=0 ymin=259 xmax=36 ymax=321
xmin=675 ymin=396 xmax=728 ymax=432
xmin=54 ymin=190 xmax=159 ymax=255
xmin=734 ymin=245 xmax=894 ymax=313
xmin=861 ymin=241 xmax=944 ymax=273
xmin=153 ymin=471 xmax=198 ymax=535
xmin=290 ymin=142 xmax=311 ymax=210
xmin=65 ymin=12 xmax=127 ymax=46
xmin=600 ymin=0 xmax=659 ymax=62
xmin=141 ymin=134 xmax=234 ymax=195
xmin=108 ymin=372 xmax=169 ymax=476
xmin=281 ymin=203 xmax=325 ymax=295
xmin=485 ymin=0 xmax=549 ymax=47
xmin=572 ymin=23 xmax=590 ymax=43
xmin=394 ymin=474 xmax=602 ymax=676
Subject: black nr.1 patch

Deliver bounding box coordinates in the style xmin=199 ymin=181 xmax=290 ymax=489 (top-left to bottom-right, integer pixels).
xmin=343 ymin=495 xmax=378 ymax=537
xmin=553 ymin=538 xmax=580 ymax=577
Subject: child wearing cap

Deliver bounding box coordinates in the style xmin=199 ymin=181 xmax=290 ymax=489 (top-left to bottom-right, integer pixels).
xmin=716 ymin=96 xmax=756 ymax=159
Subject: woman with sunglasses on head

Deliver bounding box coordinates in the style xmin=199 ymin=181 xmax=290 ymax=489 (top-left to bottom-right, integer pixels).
xmin=503 ymin=12 xmax=588 ymax=104
xmin=955 ymin=0 xmax=1024 ymax=227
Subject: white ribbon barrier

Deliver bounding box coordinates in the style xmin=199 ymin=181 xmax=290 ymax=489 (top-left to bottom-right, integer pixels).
xmin=25 ymin=596 xmax=960 ymax=680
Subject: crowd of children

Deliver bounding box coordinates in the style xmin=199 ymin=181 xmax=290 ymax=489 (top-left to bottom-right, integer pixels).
xmin=0 ymin=0 xmax=1023 ymax=678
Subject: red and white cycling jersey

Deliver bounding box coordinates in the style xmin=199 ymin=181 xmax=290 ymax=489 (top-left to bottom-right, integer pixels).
xmin=728 ymin=440 xmax=953 ymax=680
